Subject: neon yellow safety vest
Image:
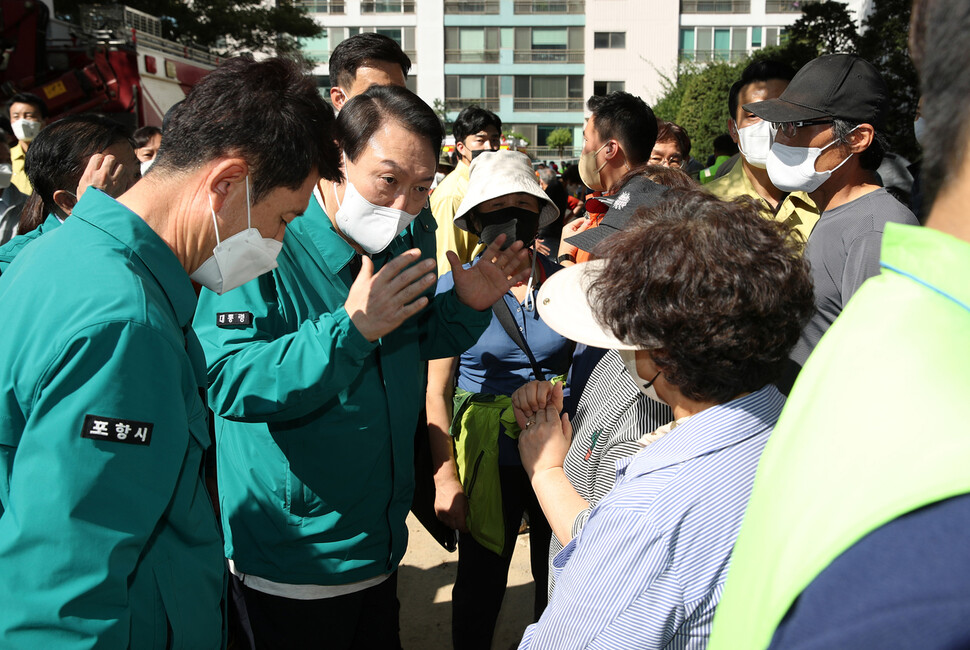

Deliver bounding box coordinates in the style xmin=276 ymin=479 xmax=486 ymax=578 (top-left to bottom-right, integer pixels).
xmin=708 ymin=224 xmax=970 ymax=649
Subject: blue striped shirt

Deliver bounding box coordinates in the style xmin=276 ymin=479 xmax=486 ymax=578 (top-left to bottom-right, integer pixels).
xmin=519 ymin=384 xmax=786 ymax=650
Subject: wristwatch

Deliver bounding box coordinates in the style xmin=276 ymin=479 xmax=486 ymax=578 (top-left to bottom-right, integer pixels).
xmin=557 ymin=253 xmax=576 ymax=264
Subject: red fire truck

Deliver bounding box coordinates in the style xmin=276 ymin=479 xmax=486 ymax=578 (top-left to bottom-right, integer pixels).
xmin=1 ymin=1 xmax=218 ymax=128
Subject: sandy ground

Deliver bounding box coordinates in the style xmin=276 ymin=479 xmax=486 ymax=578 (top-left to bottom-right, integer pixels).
xmin=398 ymin=514 xmax=538 ymax=650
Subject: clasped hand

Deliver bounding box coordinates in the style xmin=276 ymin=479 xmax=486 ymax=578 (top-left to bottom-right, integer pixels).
xmin=514 ymin=381 xmax=573 ymax=481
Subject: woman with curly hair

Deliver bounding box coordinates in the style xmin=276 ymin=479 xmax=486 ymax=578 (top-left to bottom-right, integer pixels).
xmin=514 ymin=188 xmax=815 ymax=649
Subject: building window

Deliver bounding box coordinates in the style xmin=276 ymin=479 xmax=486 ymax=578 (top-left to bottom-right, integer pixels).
xmin=331 ymin=26 xmax=415 ymax=63
xmin=514 ymin=26 xmax=583 ymax=63
xmin=443 ymin=0 xmax=500 ymax=13
xmin=593 ymin=32 xmax=625 ymax=49
xmin=300 ymin=34 xmax=330 ymax=63
xmin=445 ymin=75 xmax=500 ymax=111
xmin=294 ymin=0 xmax=345 ymax=13
xmin=766 ymin=0 xmax=822 ymax=12
xmin=360 ymin=1 xmax=415 ymax=13
xmin=445 ymin=26 xmax=500 ymax=63
xmin=680 ymin=0 xmax=751 ymax=12
xmin=593 ymin=81 xmax=625 ymax=96
xmin=679 ymin=26 xmax=782 ymax=62
xmin=513 ymin=0 xmax=584 ymax=14
xmin=514 ymin=75 xmax=584 ymax=111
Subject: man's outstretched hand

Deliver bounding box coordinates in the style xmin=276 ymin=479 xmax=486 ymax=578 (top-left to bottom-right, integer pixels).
xmin=449 ymin=234 xmax=531 ymax=311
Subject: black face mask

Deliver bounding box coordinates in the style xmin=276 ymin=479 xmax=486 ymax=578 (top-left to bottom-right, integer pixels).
xmin=478 ymin=206 xmax=540 ymax=250
xmin=465 ymin=148 xmax=488 ymax=164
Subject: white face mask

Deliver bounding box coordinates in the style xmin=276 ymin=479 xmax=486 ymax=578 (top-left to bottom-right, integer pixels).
xmin=913 ymin=117 xmax=927 ymax=148
xmin=12 ymin=118 xmax=43 ymax=142
xmin=140 ymin=158 xmax=155 ymax=176
xmin=190 ymin=176 xmax=284 ymax=295
xmin=334 ymin=180 xmax=420 ymax=254
xmin=0 ymin=163 xmax=12 ymax=190
xmin=766 ymin=127 xmax=857 ymax=194
xmin=617 ymin=349 xmax=666 ymax=404
xmin=735 ymin=119 xmax=774 ymax=169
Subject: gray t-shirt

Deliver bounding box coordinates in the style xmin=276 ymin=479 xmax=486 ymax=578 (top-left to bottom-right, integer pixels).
xmin=781 ymin=188 xmax=919 ymax=392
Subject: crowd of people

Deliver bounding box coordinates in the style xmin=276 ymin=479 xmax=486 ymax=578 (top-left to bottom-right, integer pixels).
xmin=0 ymin=1 xmax=966 ymax=647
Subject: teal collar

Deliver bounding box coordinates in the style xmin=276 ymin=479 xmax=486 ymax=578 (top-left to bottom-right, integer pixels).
xmin=71 ymin=189 xmax=198 ymax=328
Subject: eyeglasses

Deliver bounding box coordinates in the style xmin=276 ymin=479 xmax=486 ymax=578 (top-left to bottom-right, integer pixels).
xmin=774 ymin=120 xmax=835 ymax=139
xmin=648 ymin=154 xmax=684 ymax=168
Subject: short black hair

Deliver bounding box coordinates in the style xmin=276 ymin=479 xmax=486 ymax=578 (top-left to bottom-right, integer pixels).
xmin=328 ymin=33 xmax=411 ymax=90
xmin=590 ymin=189 xmax=814 ymax=404
xmin=23 ymin=113 xmax=131 ymax=228
xmin=452 ymin=105 xmax=502 ymax=143
xmin=336 ymin=84 xmax=442 ymax=165
xmin=155 ymin=55 xmax=341 ymax=202
xmin=912 ymin=0 xmax=970 ymax=207
xmin=132 ymin=125 xmax=162 ymax=149
xmin=728 ymin=60 xmax=796 ymax=122
xmin=586 ymin=92 xmax=657 ymax=166
xmin=7 ymin=92 xmax=49 ymax=119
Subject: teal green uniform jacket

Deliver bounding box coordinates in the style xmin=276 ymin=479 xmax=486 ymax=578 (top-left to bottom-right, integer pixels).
xmin=0 ymin=212 xmax=61 ymax=273
xmin=0 ymin=190 xmax=226 ymax=648
xmin=194 ymin=197 xmax=491 ymax=586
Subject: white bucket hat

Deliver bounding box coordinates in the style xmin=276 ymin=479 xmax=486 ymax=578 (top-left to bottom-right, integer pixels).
xmin=453 ymin=150 xmax=560 ymax=233
xmin=537 ymin=259 xmax=662 ymax=350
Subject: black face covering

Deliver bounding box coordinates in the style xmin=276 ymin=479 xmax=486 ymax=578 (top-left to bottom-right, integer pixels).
xmin=478 ymin=206 xmax=540 ymax=250
xmin=465 ymin=148 xmax=488 ymax=164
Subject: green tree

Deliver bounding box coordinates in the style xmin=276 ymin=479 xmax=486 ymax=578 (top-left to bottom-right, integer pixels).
xmin=674 ymin=62 xmax=740 ymax=164
xmin=546 ymin=127 xmax=573 ymax=158
xmin=63 ymin=1 xmax=321 ymax=55
xmin=653 ymin=65 xmax=697 ymax=123
xmin=786 ymin=1 xmax=859 ymax=56
xmin=432 ymin=99 xmax=452 ymax=133
xmin=857 ymin=0 xmax=920 ymax=162
xmin=503 ymin=130 xmax=531 ymax=147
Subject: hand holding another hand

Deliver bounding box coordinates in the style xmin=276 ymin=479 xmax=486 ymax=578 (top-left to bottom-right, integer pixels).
xmin=518 ymin=404 xmax=572 ymax=482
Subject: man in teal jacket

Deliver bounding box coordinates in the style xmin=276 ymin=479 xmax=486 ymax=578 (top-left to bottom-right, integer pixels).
xmin=0 ymin=56 xmax=340 ymax=648
xmin=194 ymin=85 xmax=530 ymax=648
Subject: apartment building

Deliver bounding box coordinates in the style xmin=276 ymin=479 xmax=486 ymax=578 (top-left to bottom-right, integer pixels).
xmin=298 ymin=0 xmax=870 ymax=159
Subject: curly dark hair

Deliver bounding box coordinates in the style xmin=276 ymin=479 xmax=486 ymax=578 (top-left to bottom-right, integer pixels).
xmin=589 ymin=189 xmax=815 ymax=403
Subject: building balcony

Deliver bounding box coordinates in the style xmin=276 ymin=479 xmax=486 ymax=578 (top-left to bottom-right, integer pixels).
xmin=447 ymin=49 xmax=501 ymax=64
xmin=513 ymin=97 xmax=584 ymax=111
xmin=444 ymin=49 xmax=500 ymax=63
xmin=679 ymin=48 xmax=754 ymax=63
xmin=443 ymin=0 xmax=500 ymax=14
xmin=445 ymin=97 xmax=500 ymax=111
xmin=513 ymin=1 xmax=585 ymax=14
xmin=513 ymin=49 xmax=584 ymax=63
xmin=360 ymin=1 xmax=415 ymax=13
xmin=680 ymin=0 xmax=750 ymax=12
xmin=765 ymin=0 xmax=821 ymax=12
xmin=292 ymin=0 xmax=345 ymax=12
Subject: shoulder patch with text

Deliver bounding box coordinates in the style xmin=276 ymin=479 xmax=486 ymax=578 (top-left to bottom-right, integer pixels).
xmin=217 ymin=312 xmax=253 ymax=328
xmin=81 ymin=415 xmax=153 ymax=446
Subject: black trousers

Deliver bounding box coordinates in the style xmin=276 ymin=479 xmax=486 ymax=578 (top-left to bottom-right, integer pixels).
xmin=451 ymin=464 xmax=552 ymax=650
xmin=229 ymin=571 xmax=402 ymax=650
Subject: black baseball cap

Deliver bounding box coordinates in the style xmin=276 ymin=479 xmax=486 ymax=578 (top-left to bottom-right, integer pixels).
xmin=744 ymin=54 xmax=888 ymax=130
xmin=566 ymin=174 xmax=667 ymax=253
